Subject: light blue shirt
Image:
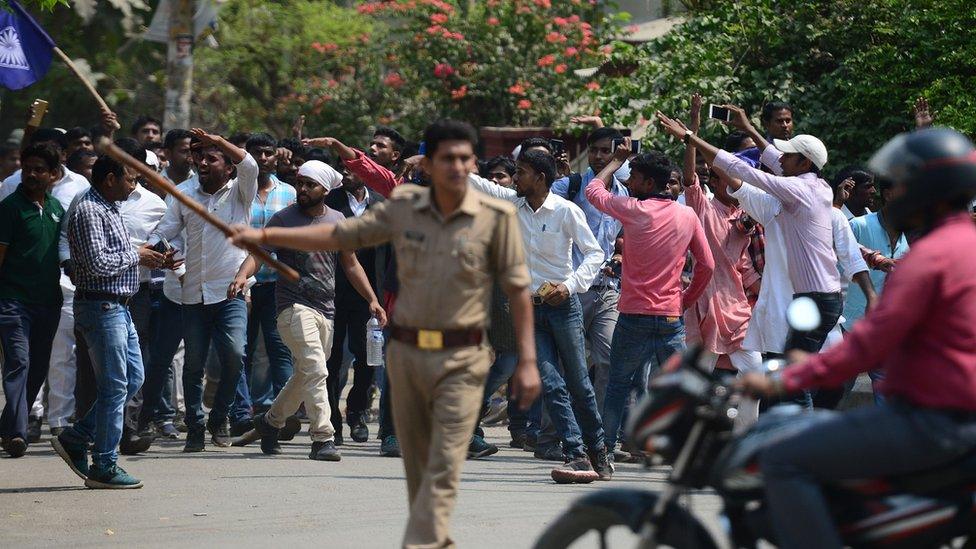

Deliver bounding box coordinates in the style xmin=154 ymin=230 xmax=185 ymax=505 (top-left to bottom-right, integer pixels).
xmin=842 ymin=211 xmax=909 ymax=330
xmin=551 ymin=167 xmax=629 ymax=274
xmin=250 ymin=175 xmax=297 ymax=283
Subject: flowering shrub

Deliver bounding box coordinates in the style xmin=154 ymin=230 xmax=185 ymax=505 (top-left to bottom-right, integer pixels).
xmin=288 ymin=0 xmax=622 ymax=143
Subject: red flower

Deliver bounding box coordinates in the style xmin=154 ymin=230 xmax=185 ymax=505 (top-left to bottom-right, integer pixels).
xmin=564 ymin=46 xmax=579 ymax=57
xmin=433 ymin=62 xmax=455 ymax=78
xmin=553 ymin=16 xmax=568 ymax=26
xmin=533 ymin=0 xmax=552 ymax=8
xmin=430 ymin=12 xmax=449 ymax=24
xmin=586 ymin=80 xmax=601 ymax=91
xmin=383 ymin=72 xmax=405 ymax=88
xmin=487 ymin=16 xmax=500 ymax=25
xmin=554 ymin=64 xmax=567 ymax=74
xmin=517 ymin=99 xmax=533 ymax=110
xmin=311 ymin=41 xmax=339 ymax=54
xmin=546 ymin=31 xmax=567 ymax=43
xmin=568 ymin=14 xmax=580 ymax=23
xmin=536 ymin=54 xmax=556 ymax=67
xmin=508 ymin=82 xmax=527 ymax=95
xmin=426 ymin=25 xmax=443 ymax=35
xmin=450 ymin=85 xmax=468 ymax=100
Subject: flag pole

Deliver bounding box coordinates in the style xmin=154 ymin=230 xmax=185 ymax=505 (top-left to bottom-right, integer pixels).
xmin=51 ymin=46 xmax=112 ymax=113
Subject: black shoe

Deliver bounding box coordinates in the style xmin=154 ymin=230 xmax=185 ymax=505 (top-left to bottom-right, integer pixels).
xmin=183 ymin=427 xmax=205 ymax=453
xmin=207 ymin=419 xmax=231 ymax=448
xmin=119 ymin=429 xmax=154 ymax=455
xmin=253 ymin=413 xmax=281 ymax=455
xmin=349 ymin=417 xmax=369 ymax=443
xmin=589 ymin=446 xmax=613 ymax=481
xmin=510 ymin=432 xmax=526 ymax=449
xmin=277 ymin=415 xmax=301 ymax=441
xmin=309 ymin=440 xmax=341 ymax=461
xmin=534 ymin=443 xmax=564 ymax=462
xmin=523 ymin=435 xmax=537 ymax=453
xmin=379 ymin=435 xmax=400 ymax=457
xmin=230 ymin=419 xmax=253 ymax=437
xmin=156 ymin=422 xmax=180 ymax=439
xmin=27 ymin=416 xmax=42 ymax=443
xmin=2 ymin=436 xmax=27 ymax=458
xmin=467 ymin=434 xmax=499 ymax=459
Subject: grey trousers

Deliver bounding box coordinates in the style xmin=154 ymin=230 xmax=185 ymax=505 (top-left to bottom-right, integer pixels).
xmin=579 ymin=287 xmax=619 ymax=411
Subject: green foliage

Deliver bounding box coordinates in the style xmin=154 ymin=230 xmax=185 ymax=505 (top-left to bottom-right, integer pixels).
xmin=593 ymin=0 xmax=976 ymax=173
xmin=1 ymin=0 xmax=69 ymax=11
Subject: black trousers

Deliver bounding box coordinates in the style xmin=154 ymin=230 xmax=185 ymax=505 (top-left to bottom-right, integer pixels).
xmin=325 ymin=301 xmax=372 ymax=432
xmin=0 ymin=299 xmax=60 ymax=440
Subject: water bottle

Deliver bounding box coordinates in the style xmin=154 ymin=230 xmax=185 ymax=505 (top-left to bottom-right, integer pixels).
xmin=366 ymin=316 xmax=384 ymax=366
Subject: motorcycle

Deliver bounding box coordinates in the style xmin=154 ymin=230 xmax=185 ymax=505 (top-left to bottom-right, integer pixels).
xmin=534 ymin=298 xmax=976 ymax=548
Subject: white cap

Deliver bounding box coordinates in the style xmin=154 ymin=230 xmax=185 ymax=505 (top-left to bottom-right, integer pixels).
xmin=773 ymin=134 xmax=828 ymax=170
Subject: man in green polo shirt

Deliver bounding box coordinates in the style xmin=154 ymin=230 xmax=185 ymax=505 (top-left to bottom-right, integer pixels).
xmin=0 ymin=143 xmax=65 ymax=458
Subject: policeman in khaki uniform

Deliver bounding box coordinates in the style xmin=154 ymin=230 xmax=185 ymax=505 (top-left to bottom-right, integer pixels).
xmin=231 ymin=120 xmax=541 ymax=548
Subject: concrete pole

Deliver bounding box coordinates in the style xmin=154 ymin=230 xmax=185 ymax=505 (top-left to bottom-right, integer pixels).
xmin=163 ymin=0 xmax=194 ymax=130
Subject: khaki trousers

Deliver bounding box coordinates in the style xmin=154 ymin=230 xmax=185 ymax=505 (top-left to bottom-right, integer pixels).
xmin=387 ymin=339 xmax=491 ymax=549
xmin=266 ymin=304 xmax=335 ymax=442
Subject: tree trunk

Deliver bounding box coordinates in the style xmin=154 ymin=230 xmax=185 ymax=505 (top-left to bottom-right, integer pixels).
xmin=164 ymin=0 xmax=194 ymax=130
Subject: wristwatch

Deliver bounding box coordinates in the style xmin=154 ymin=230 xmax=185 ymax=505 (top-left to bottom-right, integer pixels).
xmin=683 ymin=130 xmax=694 ymax=144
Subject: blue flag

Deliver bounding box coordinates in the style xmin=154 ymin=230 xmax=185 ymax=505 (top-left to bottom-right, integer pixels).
xmin=0 ymin=1 xmax=57 ymax=90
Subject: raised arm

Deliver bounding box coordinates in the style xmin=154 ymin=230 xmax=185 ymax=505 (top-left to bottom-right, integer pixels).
xmin=305 ymin=136 xmax=400 ymax=198
xmin=683 ymin=94 xmax=703 ymax=188
xmin=724 ymin=104 xmax=770 ymax=152
xmin=467 ymin=172 xmax=517 ymax=201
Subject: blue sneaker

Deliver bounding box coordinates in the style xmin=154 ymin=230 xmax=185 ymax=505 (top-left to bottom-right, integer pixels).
xmin=84 ymin=463 xmax=143 ymax=489
xmin=52 ymin=433 xmax=89 ymax=480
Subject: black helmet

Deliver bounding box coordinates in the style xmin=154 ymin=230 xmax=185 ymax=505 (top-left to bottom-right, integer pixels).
xmin=869 ymin=128 xmax=976 ymax=231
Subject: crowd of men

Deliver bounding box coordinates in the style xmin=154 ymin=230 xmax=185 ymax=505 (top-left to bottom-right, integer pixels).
xmin=1 ymin=92 xmax=973 ymax=547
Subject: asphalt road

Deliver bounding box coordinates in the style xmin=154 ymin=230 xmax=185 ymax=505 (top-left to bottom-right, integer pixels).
xmin=0 ymin=422 xmax=725 ymax=548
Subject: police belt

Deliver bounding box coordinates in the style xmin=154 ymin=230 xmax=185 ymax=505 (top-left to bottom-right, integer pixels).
xmin=390 ymin=325 xmax=483 ymax=351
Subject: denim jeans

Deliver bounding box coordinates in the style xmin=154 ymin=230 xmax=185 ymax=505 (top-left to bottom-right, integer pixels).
xmin=66 ymin=299 xmax=144 ymax=468
xmin=478 ymin=351 xmax=541 ymax=438
xmin=232 ymin=283 xmax=294 ymax=422
xmin=0 ymin=299 xmax=60 ymax=440
xmin=535 ymin=295 xmax=605 ymax=458
xmin=182 ymin=297 xmax=247 ymax=430
xmin=140 ymin=295 xmax=181 ymax=426
xmin=761 ymin=401 xmax=976 ymax=549
xmin=603 ymin=313 xmax=686 ymax=452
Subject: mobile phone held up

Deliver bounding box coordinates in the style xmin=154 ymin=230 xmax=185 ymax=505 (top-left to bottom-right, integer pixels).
xmin=549 ymin=139 xmax=565 ymax=156
xmin=612 ymin=137 xmax=641 ymax=155
xmin=709 ymin=104 xmax=733 ymax=122
xmin=28 ymin=99 xmax=49 ymax=127
xmin=151 ymin=237 xmax=173 ymax=255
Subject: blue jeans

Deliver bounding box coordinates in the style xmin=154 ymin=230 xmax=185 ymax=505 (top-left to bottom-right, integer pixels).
xmin=231 ymin=283 xmax=293 ymax=422
xmin=535 ymin=295 xmax=605 ymax=458
xmin=182 ymin=297 xmax=247 ymax=430
xmin=66 ymin=299 xmax=144 ymax=468
xmin=0 ymin=299 xmax=60 ymax=440
xmin=761 ymin=401 xmax=976 ymax=549
xmin=140 ymin=295 xmax=181 ymax=426
xmin=603 ymin=314 xmax=686 ymax=452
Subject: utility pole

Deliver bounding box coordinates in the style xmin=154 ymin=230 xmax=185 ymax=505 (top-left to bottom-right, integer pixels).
xmin=164 ymin=0 xmax=194 ymax=130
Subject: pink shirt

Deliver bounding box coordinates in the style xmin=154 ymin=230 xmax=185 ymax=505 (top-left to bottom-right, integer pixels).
xmin=683 ymin=175 xmax=757 ymax=354
xmin=714 ymin=147 xmax=840 ymax=294
xmin=586 ymin=178 xmax=714 ymax=316
xmin=784 ymin=214 xmax=976 ymax=412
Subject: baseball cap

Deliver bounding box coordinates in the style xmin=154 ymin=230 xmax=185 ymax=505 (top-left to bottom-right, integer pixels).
xmin=773 ymin=134 xmax=828 ymax=170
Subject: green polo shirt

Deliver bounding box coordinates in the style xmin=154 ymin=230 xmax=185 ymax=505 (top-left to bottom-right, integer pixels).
xmin=0 ymin=187 xmax=65 ymax=305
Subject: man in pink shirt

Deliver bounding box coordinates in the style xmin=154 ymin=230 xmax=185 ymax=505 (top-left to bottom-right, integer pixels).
xmin=585 ymin=139 xmax=714 ymax=460
xmin=739 ymin=128 xmax=976 ymax=549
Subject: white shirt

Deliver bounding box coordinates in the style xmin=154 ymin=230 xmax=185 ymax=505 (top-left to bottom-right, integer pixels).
xmin=346 ymin=190 xmax=369 ymax=217
xmin=1 ymin=166 xmax=90 ymax=210
xmin=732 ymin=183 xmax=867 ymax=354
xmin=468 ymin=174 xmax=602 ymax=295
xmin=150 ymin=154 xmax=259 ymax=305
xmin=60 ymin=183 xmax=168 ymax=283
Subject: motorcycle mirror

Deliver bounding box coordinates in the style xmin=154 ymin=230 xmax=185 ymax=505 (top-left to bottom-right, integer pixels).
xmin=786 ymin=297 xmax=821 ymax=332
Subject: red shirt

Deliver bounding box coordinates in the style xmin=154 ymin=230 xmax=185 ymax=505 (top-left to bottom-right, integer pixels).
xmin=784 ymin=213 xmax=976 ymax=411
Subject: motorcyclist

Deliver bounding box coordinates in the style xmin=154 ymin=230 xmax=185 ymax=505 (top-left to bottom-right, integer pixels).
xmin=737 ymin=127 xmax=976 ymax=549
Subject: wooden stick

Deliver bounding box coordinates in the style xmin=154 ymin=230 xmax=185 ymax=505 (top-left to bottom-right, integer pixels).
xmin=96 ymin=137 xmax=300 ymax=283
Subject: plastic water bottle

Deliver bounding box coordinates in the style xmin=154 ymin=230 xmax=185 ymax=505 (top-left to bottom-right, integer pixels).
xmin=366 ymin=316 xmax=384 ymax=366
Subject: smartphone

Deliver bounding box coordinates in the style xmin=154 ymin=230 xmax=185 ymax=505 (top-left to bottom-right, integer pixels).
xmin=28 ymin=99 xmax=49 ymax=127
xmin=537 ymin=281 xmax=556 ymax=297
xmin=549 ymin=139 xmax=565 ymax=155
xmin=152 ymin=237 xmax=173 ymax=254
xmin=612 ymin=138 xmax=641 ymax=155
xmin=708 ymin=105 xmax=732 ymax=122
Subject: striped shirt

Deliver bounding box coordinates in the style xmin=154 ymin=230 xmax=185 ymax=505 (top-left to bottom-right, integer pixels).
xmin=250 ymin=176 xmax=296 ymax=283
xmin=67 ymin=187 xmax=140 ymax=297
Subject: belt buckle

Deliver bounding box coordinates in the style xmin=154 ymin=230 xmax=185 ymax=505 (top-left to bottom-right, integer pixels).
xmin=532 ymin=295 xmax=544 ymax=306
xmin=417 ymin=329 xmax=444 ymax=350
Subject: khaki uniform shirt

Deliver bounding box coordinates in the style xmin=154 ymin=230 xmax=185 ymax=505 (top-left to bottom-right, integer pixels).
xmin=333 ymin=183 xmax=530 ymax=330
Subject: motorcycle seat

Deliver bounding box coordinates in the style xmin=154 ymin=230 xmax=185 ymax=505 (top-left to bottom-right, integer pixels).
xmin=886 ymin=450 xmax=976 ymax=494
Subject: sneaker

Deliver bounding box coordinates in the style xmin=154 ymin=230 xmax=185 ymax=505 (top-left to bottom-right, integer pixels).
xmin=278 ymin=415 xmax=302 ymax=441
xmin=467 ymin=434 xmax=499 ymax=459
xmin=207 ymin=419 xmax=231 ymax=448
xmin=52 ymin=434 xmax=89 ymax=479
xmin=589 ymin=446 xmax=614 ymax=481
xmin=551 ymin=456 xmax=600 ymax=484
xmin=522 ymin=435 xmax=537 ymax=453
xmin=174 ymin=411 xmax=188 ymax=433
xmin=183 ymin=427 xmax=205 ymax=453
xmin=534 ymin=443 xmax=564 ymax=462
xmin=380 ymin=435 xmax=401 ymax=457
xmin=27 ymin=416 xmax=42 ymax=443
xmin=510 ymin=433 xmax=526 ymax=449
xmin=84 ymin=463 xmax=143 ymax=489
xmin=119 ymin=431 xmax=154 ymax=455
xmin=613 ymin=448 xmax=632 ymax=463
xmin=253 ymin=413 xmax=281 ymax=455
xmin=309 ymin=440 xmax=341 ymax=461
xmin=156 ymin=422 xmax=180 ymax=439
xmin=2 ymin=436 xmax=28 ymax=458
xmin=349 ymin=416 xmax=369 ymax=443
xmin=483 ymin=398 xmax=508 ymax=425
xmin=230 ymin=419 xmax=253 ymax=437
